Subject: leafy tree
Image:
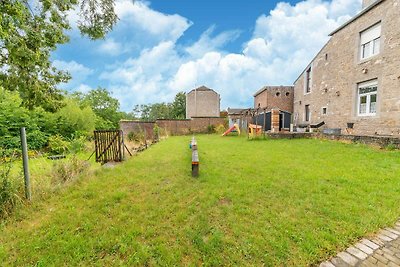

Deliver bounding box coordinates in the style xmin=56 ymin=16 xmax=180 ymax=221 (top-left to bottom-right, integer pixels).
xmin=81 ymin=88 xmax=122 ymax=129
xmin=133 ymin=92 xmax=187 ymax=121
xmin=0 ymin=0 xmax=118 ymax=111
xmin=55 ymin=98 xmax=96 ymax=138
xmin=171 ymin=92 xmax=186 ymax=119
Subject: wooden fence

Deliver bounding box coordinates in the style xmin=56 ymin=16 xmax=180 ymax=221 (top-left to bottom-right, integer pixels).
xmin=94 ymin=130 xmax=124 ymax=164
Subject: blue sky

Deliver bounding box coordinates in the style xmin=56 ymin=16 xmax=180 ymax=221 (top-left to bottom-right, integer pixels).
xmin=52 ymin=0 xmax=362 ymax=111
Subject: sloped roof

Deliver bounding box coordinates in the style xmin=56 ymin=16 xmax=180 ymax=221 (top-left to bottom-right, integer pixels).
xmin=329 ymin=0 xmax=385 ymax=36
xmin=188 ymin=85 xmax=218 ymax=94
xmin=294 ymin=0 xmax=385 ymax=84
xmin=227 ymin=108 xmax=247 ymax=115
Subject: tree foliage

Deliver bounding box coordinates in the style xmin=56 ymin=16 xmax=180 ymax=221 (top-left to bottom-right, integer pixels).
xmin=0 ymin=0 xmax=118 ymax=111
xmin=133 ymin=92 xmax=186 ymax=121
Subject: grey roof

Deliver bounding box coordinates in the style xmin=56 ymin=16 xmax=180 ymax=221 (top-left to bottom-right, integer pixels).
xmin=253 ymin=85 xmax=294 ymax=97
xmin=329 ymin=0 xmax=385 ymax=36
xmin=227 ymin=108 xmax=247 ymax=115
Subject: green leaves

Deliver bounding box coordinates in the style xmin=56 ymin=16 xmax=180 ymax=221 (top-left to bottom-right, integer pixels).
xmin=0 ymin=0 xmax=119 ymax=111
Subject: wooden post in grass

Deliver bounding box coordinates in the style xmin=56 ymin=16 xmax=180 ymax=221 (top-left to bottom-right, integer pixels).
xmin=191 ymin=137 xmax=199 ymax=177
xmin=20 ymin=127 xmax=32 ymax=201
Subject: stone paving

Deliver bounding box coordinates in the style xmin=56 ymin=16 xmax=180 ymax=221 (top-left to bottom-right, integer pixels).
xmin=320 ymin=221 xmax=400 ymax=267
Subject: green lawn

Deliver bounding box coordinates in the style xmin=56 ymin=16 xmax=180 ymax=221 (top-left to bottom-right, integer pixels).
xmin=1 ymin=135 xmax=400 ymax=266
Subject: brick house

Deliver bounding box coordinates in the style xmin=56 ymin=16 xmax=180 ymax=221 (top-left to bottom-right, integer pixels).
xmin=293 ymin=0 xmax=400 ymax=136
xmin=252 ymin=86 xmax=294 ymax=131
xmin=254 ymin=86 xmax=294 ymax=113
xmin=186 ymin=86 xmax=221 ymax=119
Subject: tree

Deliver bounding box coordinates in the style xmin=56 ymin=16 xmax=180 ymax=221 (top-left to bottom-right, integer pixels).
xmin=132 ymin=92 xmax=187 ymax=121
xmin=171 ymin=92 xmax=186 ymax=119
xmin=81 ymin=88 xmax=122 ymax=128
xmin=0 ymin=0 xmax=118 ymax=111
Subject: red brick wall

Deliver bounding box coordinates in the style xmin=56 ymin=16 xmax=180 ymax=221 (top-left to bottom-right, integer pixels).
xmin=254 ymin=86 xmax=294 ymax=113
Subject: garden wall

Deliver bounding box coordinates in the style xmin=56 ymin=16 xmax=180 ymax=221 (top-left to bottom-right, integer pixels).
xmin=120 ymin=117 xmax=226 ymax=140
xmin=266 ymin=132 xmax=400 ymax=149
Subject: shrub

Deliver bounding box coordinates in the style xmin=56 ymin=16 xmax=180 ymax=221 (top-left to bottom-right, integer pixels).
xmin=51 ymin=156 xmax=89 ymax=185
xmin=68 ymin=136 xmax=87 ymax=154
xmin=207 ymin=125 xmax=216 ymax=134
xmin=0 ymin=154 xmax=22 ymax=219
xmin=215 ymin=124 xmax=226 ymax=134
xmin=127 ymin=130 xmax=145 ymax=143
xmin=48 ymin=135 xmax=70 ymax=155
xmin=153 ymin=124 xmax=160 ymax=140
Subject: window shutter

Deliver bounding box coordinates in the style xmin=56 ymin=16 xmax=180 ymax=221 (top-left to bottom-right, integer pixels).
xmin=360 ymin=23 xmax=381 ymax=44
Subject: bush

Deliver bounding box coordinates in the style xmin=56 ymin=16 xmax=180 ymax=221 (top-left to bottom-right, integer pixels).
xmin=68 ymin=136 xmax=87 ymax=154
xmin=207 ymin=125 xmax=216 ymax=134
xmin=0 ymin=154 xmax=22 ymax=219
xmin=51 ymin=156 xmax=89 ymax=185
xmin=127 ymin=130 xmax=145 ymax=143
xmin=215 ymin=124 xmax=226 ymax=134
xmin=48 ymin=135 xmax=70 ymax=155
xmin=153 ymin=124 xmax=160 ymax=140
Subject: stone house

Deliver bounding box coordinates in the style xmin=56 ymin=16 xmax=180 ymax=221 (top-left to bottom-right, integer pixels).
xmin=186 ymin=86 xmax=221 ymax=119
xmin=293 ymin=0 xmax=400 ymax=136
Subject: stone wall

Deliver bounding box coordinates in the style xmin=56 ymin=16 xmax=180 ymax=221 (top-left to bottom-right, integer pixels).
xmin=266 ymin=132 xmax=400 ymax=149
xmin=293 ymin=0 xmax=400 ymax=137
xmin=254 ymin=86 xmax=294 ymax=113
xmin=120 ymin=117 xmax=226 ymax=139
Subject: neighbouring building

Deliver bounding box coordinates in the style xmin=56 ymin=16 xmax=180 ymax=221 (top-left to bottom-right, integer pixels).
xmin=293 ymin=0 xmax=400 ymax=136
xmin=252 ymin=86 xmax=294 ymax=132
xmin=227 ymin=108 xmax=247 ymax=128
xmin=253 ymin=86 xmax=294 ymax=113
xmin=186 ymin=86 xmax=221 ymax=119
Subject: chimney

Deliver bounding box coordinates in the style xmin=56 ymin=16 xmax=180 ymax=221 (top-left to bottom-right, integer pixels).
xmin=362 ymin=0 xmax=376 ymax=9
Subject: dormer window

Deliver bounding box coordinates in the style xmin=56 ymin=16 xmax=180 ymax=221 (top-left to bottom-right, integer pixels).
xmin=360 ymin=23 xmax=381 ymax=60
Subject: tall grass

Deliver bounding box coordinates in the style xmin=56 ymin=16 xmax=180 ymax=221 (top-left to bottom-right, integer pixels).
xmin=0 ymin=154 xmax=23 ymax=219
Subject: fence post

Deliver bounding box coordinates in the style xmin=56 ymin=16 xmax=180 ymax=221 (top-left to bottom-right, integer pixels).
xmin=20 ymin=127 xmax=32 ymax=201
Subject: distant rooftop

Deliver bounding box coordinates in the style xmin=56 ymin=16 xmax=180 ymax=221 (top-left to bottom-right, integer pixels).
xmin=227 ymin=108 xmax=247 ymax=115
xmin=188 ymin=85 xmax=218 ymax=94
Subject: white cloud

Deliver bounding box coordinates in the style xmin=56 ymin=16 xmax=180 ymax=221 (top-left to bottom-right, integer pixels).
xmin=114 ymin=0 xmax=192 ymax=43
xmin=97 ymin=38 xmax=124 ymax=56
xmin=169 ymin=0 xmax=362 ymax=108
xmin=76 ymin=84 xmax=92 ymax=93
xmin=61 ymin=0 xmax=362 ymax=111
xmin=185 ymin=26 xmax=241 ymax=58
xmin=53 ymin=60 xmax=94 ymax=91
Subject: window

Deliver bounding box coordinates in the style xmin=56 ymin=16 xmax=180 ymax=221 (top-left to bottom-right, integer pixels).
xmin=322 ymin=107 xmax=327 ymax=115
xmin=305 ymin=105 xmax=311 ymax=122
xmin=275 ymin=92 xmax=280 ymax=97
xmin=305 ymin=66 xmax=312 ymax=93
xmin=357 ymin=80 xmax=377 ymax=116
xmin=360 ymin=23 xmax=381 ymax=60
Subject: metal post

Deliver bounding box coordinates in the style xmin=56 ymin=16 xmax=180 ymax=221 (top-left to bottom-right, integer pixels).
xmin=20 ymin=127 xmax=31 ymax=201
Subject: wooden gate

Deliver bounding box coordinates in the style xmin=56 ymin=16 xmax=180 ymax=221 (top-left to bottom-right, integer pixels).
xmin=93 ymin=130 xmax=124 ymax=164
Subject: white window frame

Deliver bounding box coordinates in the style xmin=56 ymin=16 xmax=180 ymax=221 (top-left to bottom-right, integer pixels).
xmin=357 ymin=80 xmax=378 ymax=116
xmin=360 ymin=23 xmax=381 ymax=60
xmin=304 ymin=66 xmax=312 ymax=94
